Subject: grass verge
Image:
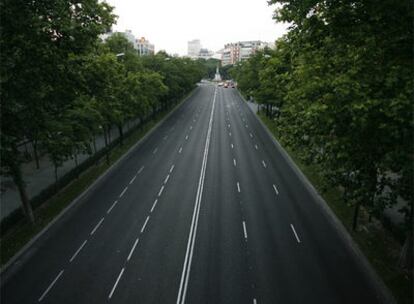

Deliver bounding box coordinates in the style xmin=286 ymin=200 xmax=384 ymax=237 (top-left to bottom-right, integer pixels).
xmin=260 ymin=113 xmax=412 ymax=304
xmin=0 ymin=99 xmax=182 ymax=268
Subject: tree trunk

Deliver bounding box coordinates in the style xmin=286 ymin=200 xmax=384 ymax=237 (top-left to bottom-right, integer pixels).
xmin=399 ymin=231 xmax=413 ymax=269
xmin=92 ymin=134 xmax=97 ymax=154
xmin=108 ymin=125 xmax=112 ymax=143
xmin=54 ymin=163 xmax=58 ymax=184
xmin=74 ymin=153 xmax=78 ymax=167
xmin=118 ymin=124 xmax=123 ymax=146
xmin=11 ymin=162 xmax=34 ymax=224
xmin=103 ymin=126 xmax=110 ymax=165
xmin=352 ymin=201 xmax=361 ymax=231
xmin=33 ymin=140 xmax=40 ymax=169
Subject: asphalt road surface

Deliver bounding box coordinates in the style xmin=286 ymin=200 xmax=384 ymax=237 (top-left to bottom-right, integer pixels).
xmin=1 ymin=84 xmax=386 ymax=304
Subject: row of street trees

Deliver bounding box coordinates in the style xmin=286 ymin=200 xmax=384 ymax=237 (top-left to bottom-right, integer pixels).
xmin=231 ymin=0 xmax=413 ymax=268
xmin=1 ymin=0 xmax=206 ymax=224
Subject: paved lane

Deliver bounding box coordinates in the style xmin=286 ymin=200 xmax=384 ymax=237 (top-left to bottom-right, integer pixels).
xmin=1 ymin=84 xmax=387 ymax=304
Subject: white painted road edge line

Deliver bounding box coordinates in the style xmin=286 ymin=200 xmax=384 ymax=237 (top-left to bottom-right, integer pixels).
xmin=179 ymin=147 xmax=183 ymax=154
xmin=150 ymin=199 xmax=158 ymax=213
xmin=237 ymin=182 xmax=241 ymax=193
xmin=141 ymin=216 xmax=150 ymax=233
xmin=176 ymin=86 xmax=216 ymax=304
xmin=108 ymin=268 xmax=125 ymax=299
xmin=170 ymin=164 xmax=175 ymax=173
xmin=262 ymin=160 xmax=267 ymax=168
xmin=38 ymin=270 xmax=64 ymax=302
xmin=127 ymin=238 xmax=140 ymax=262
xmin=129 ymin=175 xmax=137 ymax=184
xmin=273 ymin=184 xmax=279 ymax=195
xmin=90 ymin=217 xmax=104 ymax=235
xmin=164 ymin=174 xmax=170 ymax=184
xmin=158 ymin=185 xmax=165 ymax=197
xmin=69 ymin=240 xmax=87 ymax=263
xmin=107 ymin=200 xmax=118 ymax=214
xmin=290 ymin=224 xmax=301 ymax=243
xmin=137 ymin=166 xmax=144 ymax=174
xmin=242 ymin=221 xmax=248 ymax=240
xmin=119 ymin=187 xmax=128 ymax=198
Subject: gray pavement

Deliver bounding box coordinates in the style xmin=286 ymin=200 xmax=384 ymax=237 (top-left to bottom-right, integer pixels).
xmin=1 ymin=85 xmax=391 ymax=304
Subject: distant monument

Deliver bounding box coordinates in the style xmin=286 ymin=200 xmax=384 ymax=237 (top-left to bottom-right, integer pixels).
xmin=213 ymin=65 xmax=222 ymax=81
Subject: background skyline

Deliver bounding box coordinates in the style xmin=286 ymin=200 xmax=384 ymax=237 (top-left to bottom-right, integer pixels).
xmin=105 ymin=0 xmax=289 ymax=55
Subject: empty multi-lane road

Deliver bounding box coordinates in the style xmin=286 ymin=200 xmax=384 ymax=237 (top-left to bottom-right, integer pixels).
xmin=2 ymin=84 xmax=387 ymax=303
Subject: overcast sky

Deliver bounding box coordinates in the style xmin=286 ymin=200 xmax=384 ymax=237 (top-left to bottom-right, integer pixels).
xmin=105 ymin=0 xmax=289 ymax=55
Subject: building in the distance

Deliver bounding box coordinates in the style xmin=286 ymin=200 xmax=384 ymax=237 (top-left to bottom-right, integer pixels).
xmin=136 ymin=37 xmax=154 ymax=56
xmin=101 ymin=30 xmax=155 ymax=56
xmin=198 ymin=48 xmax=214 ymax=60
xmin=188 ymin=39 xmax=201 ymax=58
xmin=221 ymin=41 xmax=273 ymax=66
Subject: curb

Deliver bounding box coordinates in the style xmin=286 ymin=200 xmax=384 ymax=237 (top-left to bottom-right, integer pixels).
xmin=237 ymin=90 xmax=396 ymax=304
xmin=0 ymin=87 xmax=199 ymax=276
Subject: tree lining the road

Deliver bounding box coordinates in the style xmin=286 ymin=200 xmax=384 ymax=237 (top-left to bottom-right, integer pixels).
xmin=0 ymin=0 xmax=206 ymax=225
xmin=231 ymin=0 xmax=413 ymax=269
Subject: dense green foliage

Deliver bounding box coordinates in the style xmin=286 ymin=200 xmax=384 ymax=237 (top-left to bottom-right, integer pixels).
xmin=0 ymin=0 xmax=205 ymax=223
xmin=231 ymin=0 xmax=413 ymax=268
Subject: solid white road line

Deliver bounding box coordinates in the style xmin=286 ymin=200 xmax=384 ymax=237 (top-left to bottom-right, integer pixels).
xmin=69 ymin=240 xmax=87 ymax=263
xmin=158 ymin=185 xmax=165 ymax=197
xmin=179 ymin=147 xmax=183 ymax=154
xmin=107 ymin=200 xmax=118 ymax=214
xmin=233 ymin=159 xmax=237 ymax=167
xmin=290 ymin=224 xmax=301 ymax=243
xmin=177 ymin=86 xmax=216 ymax=304
xmin=170 ymin=164 xmax=175 ymax=173
xmin=90 ymin=217 xmax=104 ymax=235
xmin=242 ymin=221 xmax=248 ymax=240
xmin=237 ymin=182 xmax=241 ymax=193
xmin=255 ymin=144 xmax=258 ymax=150
xmin=273 ymin=184 xmax=279 ymax=195
xmin=150 ymin=199 xmax=158 ymax=213
xmin=137 ymin=166 xmax=144 ymax=174
xmin=164 ymin=174 xmax=170 ymax=184
xmin=141 ymin=216 xmax=150 ymax=233
xmin=38 ymin=270 xmax=64 ymax=302
xmin=127 ymin=238 xmax=140 ymax=261
xmin=262 ymin=160 xmax=267 ymax=168
xmin=129 ymin=175 xmax=137 ymax=185
xmin=153 ymin=147 xmax=158 ymax=154
xmin=108 ymin=268 xmax=125 ymax=299
xmin=119 ymin=187 xmax=128 ymax=198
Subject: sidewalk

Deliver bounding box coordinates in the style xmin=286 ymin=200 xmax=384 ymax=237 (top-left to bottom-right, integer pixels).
xmin=0 ymin=119 xmax=140 ymax=220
